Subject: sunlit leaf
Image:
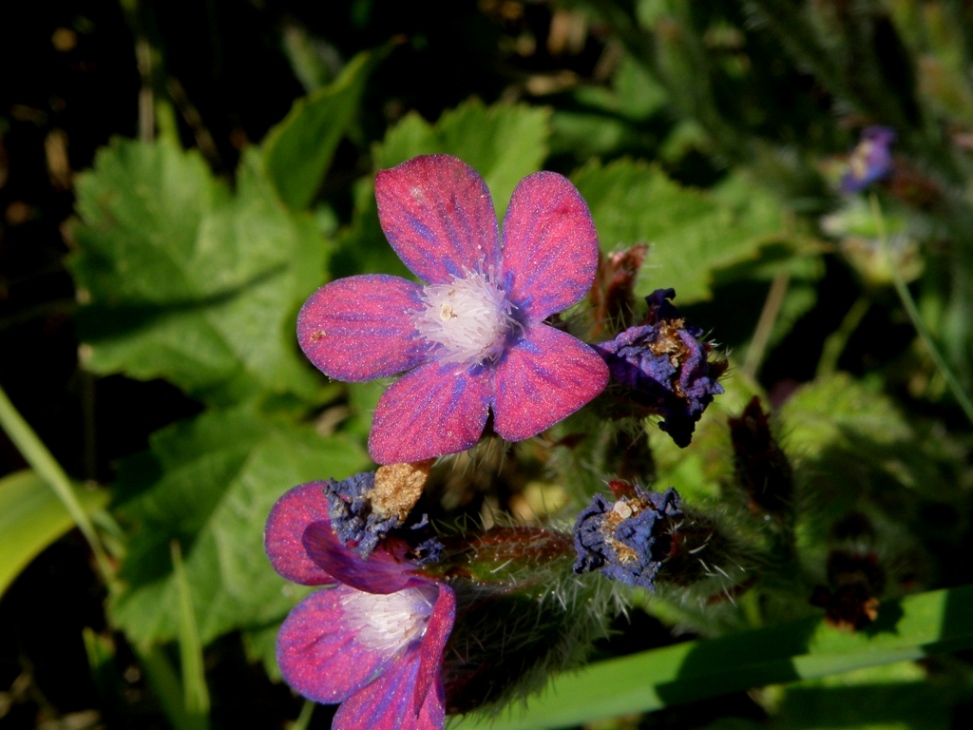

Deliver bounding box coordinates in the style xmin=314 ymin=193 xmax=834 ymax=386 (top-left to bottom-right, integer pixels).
xmin=573 ymin=161 xmax=790 ymax=303
xmin=376 ymin=99 xmax=551 ymax=211
xmin=459 ymin=584 xmax=973 ymax=730
xmin=110 ymin=407 xmax=370 ymax=645
xmin=263 ymin=50 xmax=382 ymax=210
xmin=70 ymin=140 xmax=328 ymax=404
xmin=0 ymin=470 xmax=108 ymax=596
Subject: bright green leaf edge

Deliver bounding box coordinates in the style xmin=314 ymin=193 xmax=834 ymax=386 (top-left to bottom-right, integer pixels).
xmin=0 ymin=469 xmax=109 ymax=596
xmin=263 ymin=49 xmax=384 ymax=210
xmin=455 ymin=583 xmax=973 ymax=730
xmin=172 ymin=541 xmax=211 ymax=729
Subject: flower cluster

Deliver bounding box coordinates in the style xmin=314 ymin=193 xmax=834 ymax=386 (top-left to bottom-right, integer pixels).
xmin=268 ymin=155 xmax=729 ymax=728
xmin=596 ymin=288 xmax=726 ymax=447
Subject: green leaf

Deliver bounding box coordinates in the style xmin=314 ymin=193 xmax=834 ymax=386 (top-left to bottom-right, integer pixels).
xmin=135 ymin=643 xmax=202 ymax=730
xmin=459 ymin=583 xmax=973 ymax=730
xmin=110 ymin=407 xmax=370 ymax=645
xmin=172 ymin=541 xmax=210 ymax=728
xmin=70 ymin=140 xmax=328 ymax=404
xmin=573 ymin=161 xmax=790 ymax=303
xmin=263 ymin=50 xmax=381 ymax=210
xmin=779 ymin=374 xmax=962 ymax=553
xmin=549 ymin=56 xmax=667 ymax=161
xmin=781 ymin=374 xmax=955 ymax=499
xmin=775 ymin=662 xmax=954 ymax=730
xmin=0 ymin=470 xmax=108 ymax=596
xmin=0 ymin=384 xmax=113 ymax=579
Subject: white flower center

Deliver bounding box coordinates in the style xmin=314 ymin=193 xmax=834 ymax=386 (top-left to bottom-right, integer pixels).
xmin=340 ymin=585 xmax=437 ymax=655
xmin=415 ymin=269 xmax=518 ymax=365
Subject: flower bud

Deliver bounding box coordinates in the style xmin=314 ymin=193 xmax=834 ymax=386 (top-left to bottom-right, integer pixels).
xmin=728 ymin=396 xmax=794 ymax=519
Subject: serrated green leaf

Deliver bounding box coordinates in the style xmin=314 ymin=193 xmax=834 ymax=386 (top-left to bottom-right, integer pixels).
xmin=780 ymin=374 xmax=962 ymax=554
xmin=0 ymin=470 xmax=108 ymax=596
xmin=70 ymin=140 xmax=328 ymax=404
xmin=263 ymin=50 xmax=380 ymax=210
xmin=573 ymin=161 xmax=789 ymax=302
xmin=458 ymin=583 xmax=973 ymax=730
xmin=110 ymin=407 xmax=370 ymax=645
xmin=781 ymin=374 xmax=945 ymax=493
xmin=782 ymin=374 xmax=914 ymax=460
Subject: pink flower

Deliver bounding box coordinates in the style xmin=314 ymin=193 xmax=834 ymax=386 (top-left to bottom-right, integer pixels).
xmin=265 ymin=483 xmax=455 ymax=730
xmin=298 ymin=154 xmax=609 ymax=464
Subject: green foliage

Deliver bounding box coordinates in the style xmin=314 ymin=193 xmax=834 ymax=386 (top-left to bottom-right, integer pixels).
xmin=549 ymin=56 xmax=668 ymax=162
xmin=8 ymin=2 xmax=973 ymax=727
xmin=70 ymin=141 xmax=328 ymax=404
xmin=171 ymin=541 xmax=210 ymax=730
xmin=773 ymin=662 xmax=954 ymax=730
xmin=263 ymin=50 xmax=381 ymax=210
xmin=0 ymin=470 xmax=108 ymax=596
xmin=110 ymin=407 xmax=369 ymax=645
xmin=463 ymin=583 xmax=973 ymax=730
xmin=782 ymin=373 xmax=958 ymax=509
xmin=573 ymin=160 xmax=793 ymax=302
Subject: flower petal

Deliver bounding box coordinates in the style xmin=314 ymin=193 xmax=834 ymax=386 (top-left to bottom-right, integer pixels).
xmin=369 ymin=360 xmax=494 ymax=464
xmin=494 ymin=324 xmax=609 ymax=441
xmin=500 ymin=171 xmax=599 ymax=320
xmin=265 ymin=483 xmax=335 ymax=586
xmin=333 ymin=652 xmax=445 ymax=730
xmin=412 ymin=584 xmax=455 ymax=716
xmin=376 ymin=155 xmax=500 ymax=284
xmin=277 ymin=587 xmax=400 ymax=704
xmin=302 ymin=521 xmax=413 ymax=595
xmin=298 ymin=274 xmax=426 ymax=382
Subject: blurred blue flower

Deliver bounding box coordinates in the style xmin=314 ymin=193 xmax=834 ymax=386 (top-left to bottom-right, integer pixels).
xmin=841 ymin=126 xmax=896 ymax=193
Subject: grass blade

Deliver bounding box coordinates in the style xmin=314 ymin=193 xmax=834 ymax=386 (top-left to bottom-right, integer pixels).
xmin=457 ymin=583 xmax=973 ymax=730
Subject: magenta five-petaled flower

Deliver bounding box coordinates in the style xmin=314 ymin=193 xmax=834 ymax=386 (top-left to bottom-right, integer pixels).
xmin=266 ymin=483 xmax=455 ymax=730
xmin=298 ymin=154 xmax=609 ymax=464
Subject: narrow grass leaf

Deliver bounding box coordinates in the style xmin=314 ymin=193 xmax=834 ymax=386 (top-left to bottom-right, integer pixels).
xmin=0 ymin=469 xmax=108 ymax=596
xmin=172 ymin=540 xmax=211 ymax=728
xmin=459 ymin=584 xmax=973 ymax=730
